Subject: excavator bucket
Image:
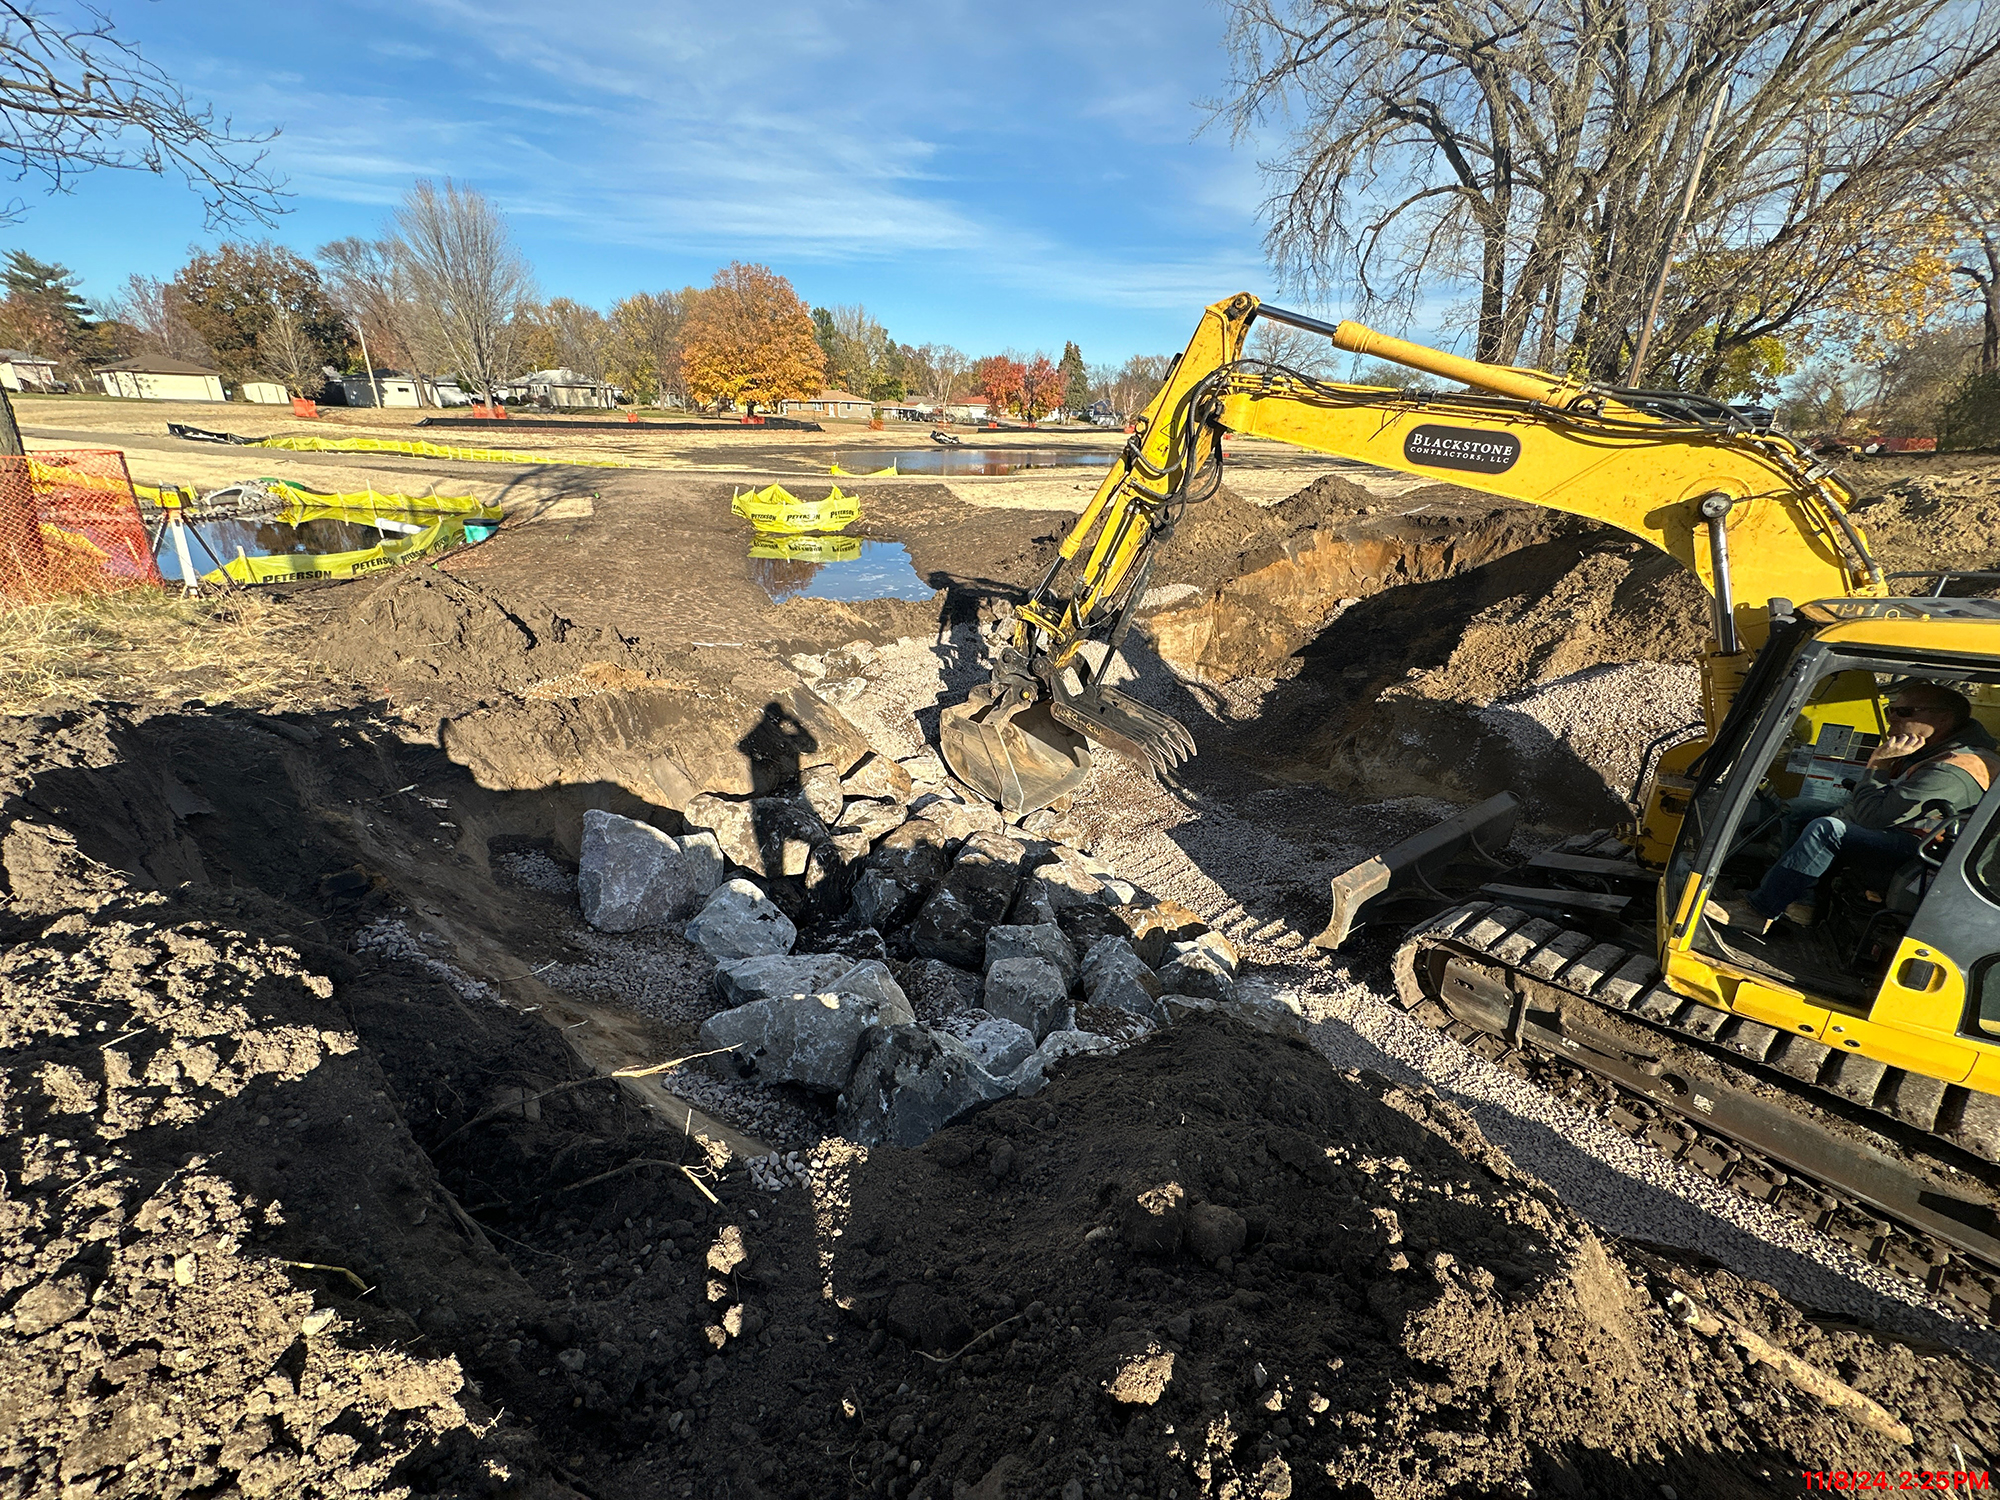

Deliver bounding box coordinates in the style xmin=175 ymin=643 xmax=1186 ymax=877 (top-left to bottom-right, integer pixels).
xmin=1043 ymin=670 xmax=1197 ymax=774
xmin=1312 ymin=793 xmax=1520 ymax=950
xmin=939 ymin=681 xmax=1094 ymax=815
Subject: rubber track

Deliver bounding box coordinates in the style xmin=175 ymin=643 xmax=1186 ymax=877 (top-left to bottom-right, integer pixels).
xmin=1391 ymin=883 xmax=2000 ymax=1323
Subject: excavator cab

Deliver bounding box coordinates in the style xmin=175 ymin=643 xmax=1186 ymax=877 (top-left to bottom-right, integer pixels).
xmin=1663 ymin=599 xmax=2000 ymax=1085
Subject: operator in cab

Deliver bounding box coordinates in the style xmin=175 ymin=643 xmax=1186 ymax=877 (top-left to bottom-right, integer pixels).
xmin=1709 ymin=682 xmax=2000 ymax=935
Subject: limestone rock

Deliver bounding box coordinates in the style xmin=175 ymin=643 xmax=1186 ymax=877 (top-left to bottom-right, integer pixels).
xmin=1006 ymin=1029 xmax=1116 ymax=1097
xmin=839 ymin=1025 xmax=1011 ymax=1147
xmin=577 ymin=808 xmax=696 ymax=931
xmin=1082 ymin=936 xmax=1165 ymax=1023
xmin=841 ymin=751 xmax=914 ymax=803
xmin=1168 ymin=927 xmax=1239 ymax=976
xmin=799 ymin=764 xmax=846 ymax=827
xmin=948 ymin=1013 xmax=1037 ymax=1076
xmin=866 ymin=819 xmax=954 ymax=891
xmin=984 ymin=922 xmax=1079 ymax=991
xmin=1185 ymin=1202 xmax=1248 ymax=1262
xmin=700 ymin=961 xmax=916 ymax=1091
xmin=1117 ymin=903 xmax=1209 ymax=967
xmin=907 ymin=832 xmax=1029 ymax=968
xmin=1159 ymin=950 xmax=1235 ymax=1002
xmin=714 ymin=952 xmax=853 ymax=1007
xmin=685 ymin=878 xmax=797 ymax=959
xmin=849 ymin=868 xmax=924 ymax=930
xmin=679 ymin=829 xmax=727 ymax=897
xmin=981 ymin=957 xmax=1072 ymax=1041
xmin=906 ymin=793 xmax=1006 ymax=842
xmin=683 ymin=793 xmax=834 ymax=881
xmin=834 ymin=798 xmax=908 ymax=843
xmin=898 ymin=747 xmax=948 ymax=785
xmin=1104 ymin=1345 xmax=1176 ymax=1406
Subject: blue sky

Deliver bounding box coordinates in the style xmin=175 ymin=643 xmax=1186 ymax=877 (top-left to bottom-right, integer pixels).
xmin=6 ymin=0 xmax=1305 ymax=364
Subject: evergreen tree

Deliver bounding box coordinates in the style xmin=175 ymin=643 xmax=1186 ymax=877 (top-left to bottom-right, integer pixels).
xmin=1060 ymin=340 xmax=1088 ymax=416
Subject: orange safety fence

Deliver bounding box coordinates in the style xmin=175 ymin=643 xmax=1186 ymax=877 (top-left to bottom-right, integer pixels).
xmin=0 ymin=449 xmax=162 ymax=601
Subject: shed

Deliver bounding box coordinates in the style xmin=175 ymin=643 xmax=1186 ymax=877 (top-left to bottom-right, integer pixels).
xmin=241 ymin=380 xmax=289 ymax=405
xmin=96 ymin=356 xmax=226 ymax=402
xmin=0 ymin=350 xmax=59 ymax=393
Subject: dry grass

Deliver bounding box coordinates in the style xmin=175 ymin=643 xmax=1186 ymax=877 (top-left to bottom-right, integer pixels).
xmin=0 ymin=586 xmax=325 ymax=715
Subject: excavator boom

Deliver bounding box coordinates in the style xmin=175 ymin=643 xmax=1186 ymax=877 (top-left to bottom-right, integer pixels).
xmin=940 ymin=293 xmax=1881 ymax=815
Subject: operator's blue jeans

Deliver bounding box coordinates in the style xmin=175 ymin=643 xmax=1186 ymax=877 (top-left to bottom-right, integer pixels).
xmin=1750 ymin=816 xmax=1921 ymax=918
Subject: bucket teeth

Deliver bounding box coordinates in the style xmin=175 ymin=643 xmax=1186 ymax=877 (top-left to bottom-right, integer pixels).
xmin=1048 ymin=685 xmax=1196 ymax=772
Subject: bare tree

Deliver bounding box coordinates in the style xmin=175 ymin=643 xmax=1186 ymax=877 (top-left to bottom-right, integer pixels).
xmin=0 ymin=2 xmax=283 ymax=227
xmin=255 ymin=296 xmax=322 ymax=396
xmin=390 ymin=179 xmax=534 ymax=405
xmin=1218 ymin=0 xmax=2000 ymax=384
xmin=539 ymin=297 xmax=612 ymax=380
xmin=117 ymin=272 xmax=211 ymax=361
xmin=913 ymin=342 xmax=968 ymax=406
xmin=1246 ymin=318 xmax=1336 ymax=376
xmin=1942 ymin=166 xmax=2000 ymax=374
xmin=318 ymin=236 xmax=416 ymax=370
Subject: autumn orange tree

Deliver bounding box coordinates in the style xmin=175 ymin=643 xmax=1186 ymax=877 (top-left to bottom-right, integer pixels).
xmin=681 ymin=263 xmax=824 ymax=413
xmin=1021 ymin=353 xmax=1064 ymax=419
xmin=973 ymin=354 xmax=1023 ymax=416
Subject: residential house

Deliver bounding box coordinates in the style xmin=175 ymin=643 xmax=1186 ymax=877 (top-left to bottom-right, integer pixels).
xmin=943 ymin=399 xmax=992 ymax=422
xmin=497 ymin=368 xmax=616 ymax=409
xmin=0 ymin=350 xmax=59 ymax=392
xmin=96 ymin=356 xmax=226 ymax=402
xmin=783 ymin=389 xmax=873 ymax=420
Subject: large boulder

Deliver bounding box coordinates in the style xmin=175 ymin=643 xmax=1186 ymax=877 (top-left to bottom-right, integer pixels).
xmin=714 ymin=952 xmax=855 ymax=1007
xmin=834 ymin=799 xmax=908 ymax=843
xmin=679 ymin=829 xmax=727 ymax=897
xmin=866 ymin=819 xmax=955 ymax=890
xmin=839 ymin=1025 xmax=1011 ymax=1147
xmin=1082 ymin=936 xmax=1166 ymax=1024
xmin=685 ymin=879 xmax=797 ymax=959
xmin=905 ymin=793 xmax=1006 ymax=842
xmin=981 ymin=957 xmax=1072 ymax=1041
xmin=849 ymin=868 xmax=925 ymax=931
xmin=700 ymin=960 xmax=916 ymax=1091
xmin=1115 ymin=903 xmax=1210 ymax=968
xmin=946 ymin=1014 xmax=1037 ymax=1076
xmin=1159 ymin=949 xmax=1235 ymax=1002
xmin=577 ymin=808 xmax=696 ymax=931
xmin=841 ymin=751 xmax=914 ymax=803
xmin=1168 ymin=928 xmax=1239 ymax=975
xmin=907 ymin=832 xmax=1029 ymax=968
xmin=683 ymin=793 xmax=835 ymax=881
xmin=799 ymin=764 xmax=846 ymax=826
xmin=984 ymin=922 xmax=1078 ymax=992
xmin=1006 ymin=1029 xmax=1117 ymax=1098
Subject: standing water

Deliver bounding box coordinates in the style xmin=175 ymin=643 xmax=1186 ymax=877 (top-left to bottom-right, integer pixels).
xmin=748 ymin=539 xmax=936 ymax=603
xmin=831 ymin=449 xmax=1115 ymax=477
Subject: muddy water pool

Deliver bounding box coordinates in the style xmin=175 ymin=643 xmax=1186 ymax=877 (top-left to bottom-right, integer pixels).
xmin=153 ymin=511 xmax=441 ymax=582
xmin=833 ymin=448 xmax=1116 ymax=476
xmin=747 ymin=539 xmax=935 ymax=602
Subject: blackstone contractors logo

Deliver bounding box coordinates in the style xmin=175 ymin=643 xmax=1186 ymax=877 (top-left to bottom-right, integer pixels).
xmin=1403 ymin=424 xmax=1522 ymax=475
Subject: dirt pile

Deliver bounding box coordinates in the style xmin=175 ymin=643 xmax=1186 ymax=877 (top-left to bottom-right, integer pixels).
xmin=1842 ymin=457 xmax=2000 ymax=575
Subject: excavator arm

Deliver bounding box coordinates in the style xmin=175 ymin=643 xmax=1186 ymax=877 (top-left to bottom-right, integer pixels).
xmin=940 ymin=292 xmax=1883 ymax=816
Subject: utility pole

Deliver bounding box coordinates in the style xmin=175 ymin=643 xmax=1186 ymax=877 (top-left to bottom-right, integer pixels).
xmin=1626 ymin=81 xmax=1732 ymax=388
xmin=353 ymin=318 xmax=383 ymax=409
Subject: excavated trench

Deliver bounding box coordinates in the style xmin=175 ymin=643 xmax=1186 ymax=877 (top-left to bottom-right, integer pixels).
xmin=9 ymin=470 xmax=1999 ymax=1500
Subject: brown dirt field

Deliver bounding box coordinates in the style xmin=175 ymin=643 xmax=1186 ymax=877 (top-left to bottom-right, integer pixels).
xmin=11 ymin=437 xmax=2000 ymax=1500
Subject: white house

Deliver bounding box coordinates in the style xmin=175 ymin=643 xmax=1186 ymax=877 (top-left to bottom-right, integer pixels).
xmin=96 ymin=356 xmax=226 ymax=402
xmin=241 ymin=380 xmax=289 ymax=405
xmin=0 ymin=350 xmax=59 ymax=392
xmin=783 ymin=389 xmax=873 ymax=420
xmin=497 ymin=368 xmax=616 ymax=409
xmin=943 ymin=399 xmax=992 ymax=422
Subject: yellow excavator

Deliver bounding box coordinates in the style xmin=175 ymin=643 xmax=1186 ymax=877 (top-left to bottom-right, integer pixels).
xmin=939 ymin=292 xmax=2000 ymax=1318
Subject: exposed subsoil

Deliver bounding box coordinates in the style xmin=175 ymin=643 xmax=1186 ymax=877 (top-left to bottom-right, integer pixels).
xmin=9 ymin=453 xmax=2000 ymax=1499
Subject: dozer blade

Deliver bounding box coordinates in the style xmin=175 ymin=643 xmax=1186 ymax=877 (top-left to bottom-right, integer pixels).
xmin=1312 ymin=792 xmax=1520 ymax=950
xmin=1044 ymin=675 xmax=1197 ymax=773
xmin=939 ymin=681 xmax=1093 ymax=815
